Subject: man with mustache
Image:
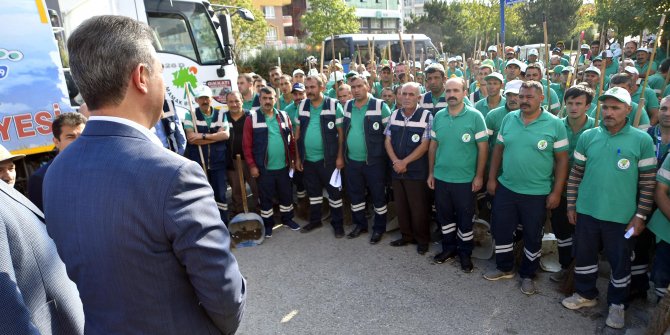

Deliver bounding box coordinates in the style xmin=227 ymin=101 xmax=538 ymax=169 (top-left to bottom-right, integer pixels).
xmin=562 ymin=87 xmax=656 ymax=330
xmin=342 ymin=74 xmax=392 ymax=243
xmin=243 ymin=87 xmax=301 ymax=237
xmin=601 ymin=73 xmax=651 ymax=130
xmin=428 ymin=78 xmax=488 ymax=272
xmin=523 ymin=63 xmax=561 ymax=114
xmin=646 ymin=97 xmax=670 ymax=301
xmin=184 ymin=86 xmax=230 ymax=224
xmin=295 ymin=75 xmax=346 ymax=238
xmin=485 ymin=81 xmax=569 ymax=296
xmin=549 ymin=84 xmax=596 ymax=284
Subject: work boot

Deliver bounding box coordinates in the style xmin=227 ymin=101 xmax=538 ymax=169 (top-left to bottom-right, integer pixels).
xmin=605 ymin=304 xmax=625 ymax=329
xmin=561 ymin=293 xmax=597 ymax=310
xmin=549 ymin=269 xmax=567 ymax=283
xmin=520 ymin=278 xmax=536 ymax=295
xmin=483 ymin=269 xmax=515 ymax=281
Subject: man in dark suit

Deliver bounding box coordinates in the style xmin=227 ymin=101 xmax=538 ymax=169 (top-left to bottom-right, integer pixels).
xmin=0 ymin=155 xmax=84 ymax=334
xmin=43 ymin=15 xmax=246 ymax=335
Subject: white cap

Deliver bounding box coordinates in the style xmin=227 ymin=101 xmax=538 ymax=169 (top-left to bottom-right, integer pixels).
xmin=330 ymin=71 xmax=344 ymax=82
xmin=484 ymin=72 xmax=504 ymax=83
xmin=425 ymin=63 xmax=445 ymax=75
xmin=308 ymin=68 xmax=319 ymax=76
xmin=637 ymin=47 xmax=650 ymax=53
xmin=581 ymin=44 xmax=590 ymax=49
xmin=488 ymin=45 xmax=498 ymax=52
xmin=528 ymin=49 xmax=539 ymax=56
xmin=584 ymin=66 xmax=601 ymax=76
xmin=480 ymin=51 xmax=487 ymax=56
xmin=599 ymin=86 xmax=632 ymax=106
xmin=292 ymin=69 xmax=305 ymax=76
xmin=504 ymin=79 xmax=524 ymax=95
xmin=195 ymin=86 xmax=213 ymax=98
xmin=527 ymin=62 xmax=544 ymax=76
xmin=624 ymin=66 xmax=639 ymax=75
xmin=424 ymin=59 xmax=433 ymax=65
xmin=361 ymin=70 xmax=371 ymax=78
xmin=506 ymin=58 xmax=527 ymax=72
xmin=0 ymin=144 xmax=25 ymax=163
xmin=601 ymin=50 xmax=613 ymax=58
xmin=448 ymin=57 xmax=456 ymax=63
xmin=455 ymin=55 xmax=463 ymax=61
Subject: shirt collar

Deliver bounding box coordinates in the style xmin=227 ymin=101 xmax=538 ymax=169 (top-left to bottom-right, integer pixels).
xmin=89 ymin=116 xmax=163 ymax=147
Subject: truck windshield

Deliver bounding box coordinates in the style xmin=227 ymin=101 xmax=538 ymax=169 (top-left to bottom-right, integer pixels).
xmin=145 ymin=0 xmax=222 ymax=65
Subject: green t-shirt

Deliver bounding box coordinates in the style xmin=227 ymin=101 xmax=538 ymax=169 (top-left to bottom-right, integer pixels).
xmin=562 ymin=115 xmax=595 ymax=168
xmin=474 ymin=95 xmax=506 ymax=118
xmin=647 ymin=73 xmax=666 ymax=98
xmin=431 ymin=106 xmax=488 ymax=183
xmin=284 ymin=102 xmax=299 ymax=128
xmin=632 ymin=85 xmax=660 ymax=115
xmin=346 ymin=96 xmax=392 ymax=162
xmin=648 ymin=156 xmax=670 ymax=243
xmin=485 ymin=105 xmax=513 ymax=174
xmin=551 ymin=83 xmax=565 ymax=106
xmin=464 ymin=96 xmax=474 ymax=108
xmin=373 ymin=81 xmax=394 ymax=99
xmin=265 ymin=111 xmax=288 ymax=170
xmin=587 ymin=101 xmax=650 ymax=129
xmin=447 ymin=68 xmax=464 ymax=78
xmin=242 ymin=94 xmax=256 ymax=111
xmin=635 ymin=61 xmax=658 ymax=77
xmin=573 ymin=124 xmax=656 ymax=223
xmin=542 ymin=85 xmax=561 ymax=113
xmin=278 ymin=94 xmax=292 ymax=111
xmin=303 ymin=100 xmax=343 ymax=162
xmin=496 ymin=109 xmax=568 ymax=195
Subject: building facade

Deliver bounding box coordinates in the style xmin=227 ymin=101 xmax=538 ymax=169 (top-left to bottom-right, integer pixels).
xmin=344 ymin=0 xmax=402 ymax=34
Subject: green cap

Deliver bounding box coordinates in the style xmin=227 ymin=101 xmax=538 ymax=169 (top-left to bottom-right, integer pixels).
xmin=481 ymin=59 xmax=496 ymax=68
xmin=551 ymin=65 xmax=564 ymax=74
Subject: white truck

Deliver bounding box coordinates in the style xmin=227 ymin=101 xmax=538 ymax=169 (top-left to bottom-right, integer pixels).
xmin=1 ymin=0 xmax=251 ymax=191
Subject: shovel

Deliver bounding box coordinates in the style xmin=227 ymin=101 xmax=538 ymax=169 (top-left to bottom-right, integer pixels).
xmin=228 ymin=154 xmax=265 ymax=247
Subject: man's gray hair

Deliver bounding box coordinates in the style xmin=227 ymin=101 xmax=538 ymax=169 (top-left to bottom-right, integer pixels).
xmin=67 ymin=15 xmax=156 ymax=110
xmin=401 ymin=82 xmax=421 ymax=95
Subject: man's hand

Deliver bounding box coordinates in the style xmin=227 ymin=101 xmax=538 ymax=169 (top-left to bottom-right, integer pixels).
xmin=336 ymin=156 xmax=345 ymax=170
xmin=486 ymin=179 xmax=497 ymax=196
xmin=295 ymin=160 xmax=303 ymax=172
xmin=625 ymin=216 xmax=646 ymax=237
xmin=187 ymin=132 xmax=200 ymax=142
xmin=427 ymin=174 xmax=435 ymax=190
xmin=567 ymin=209 xmax=577 ymax=225
xmin=546 ymin=191 xmax=561 ymax=209
xmin=472 ymin=176 xmax=483 ymax=192
xmin=393 ymin=160 xmax=407 ymax=174
xmin=250 ymin=167 xmax=260 ymax=178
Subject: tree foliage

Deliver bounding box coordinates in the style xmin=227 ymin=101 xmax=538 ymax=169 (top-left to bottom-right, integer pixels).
xmin=237 ymin=48 xmax=314 ymax=79
xmin=301 ymin=0 xmax=360 ymax=47
xmin=212 ymin=0 xmax=268 ymax=60
xmin=591 ymin=0 xmax=670 ymax=41
xmin=517 ymin=0 xmax=582 ymax=45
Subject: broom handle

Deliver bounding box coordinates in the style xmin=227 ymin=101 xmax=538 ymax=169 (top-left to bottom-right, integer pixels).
xmin=236 ymin=154 xmax=249 ymax=213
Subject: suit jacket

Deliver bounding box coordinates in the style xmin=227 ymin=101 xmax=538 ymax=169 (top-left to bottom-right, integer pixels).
xmin=43 ymin=119 xmax=246 ymax=335
xmin=0 ymin=180 xmax=84 ymax=335
xmin=27 ymin=159 xmax=52 ymax=211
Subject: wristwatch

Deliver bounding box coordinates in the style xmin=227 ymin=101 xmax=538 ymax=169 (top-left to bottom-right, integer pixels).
xmin=635 ymin=213 xmax=647 ymax=220
xmin=202 ymin=133 xmax=206 ymax=140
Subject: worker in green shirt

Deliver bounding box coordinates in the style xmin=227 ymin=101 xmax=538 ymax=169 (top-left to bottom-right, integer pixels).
xmin=577 ymin=44 xmax=591 ymax=67
xmin=336 ymin=83 xmax=353 ymax=107
xmin=277 ymin=75 xmax=293 ymax=111
xmin=606 ymin=73 xmax=653 ymax=129
xmin=485 ymin=80 xmax=569 ymax=296
xmin=562 ymin=87 xmax=656 ymax=330
xmin=238 ymin=73 xmax=256 ymax=111
xmin=381 ymin=87 xmax=397 ymax=111
xmin=447 ymin=58 xmax=464 ymax=78
xmin=504 ymin=59 xmax=525 ymax=83
xmin=623 ymin=66 xmax=660 ymax=124
xmin=601 ymin=50 xmax=619 ymax=86
xmin=282 ymin=83 xmax=308 ymax=217
xmin=487 ymin=45 xmax=504 ymax=72
xmin=342 ymin=74 xmax=392 ymax=243
xmin=474 ymin=72 xmax=506 ymax=117
xmin=485 ymin=79 xmax=523 ymax=170
xmin=636 ymin=48 xmax=658 ymax=79
xmin=524 ymin=63 xmax=561 ymax=114
xmin=373 ymin=63 xmax=395 ymax=99
xmin=549 ymin=85 xmax=596 ymax=284
xmin=242 ymin=87 xmax=301 ymax=236
xmin=647 ymin=58 xmax=670 ymax=99
xmin=428 ymin=77 xmax=488 ymax=272
xmin=420 ymin=63 xmax=449 ymax=116
xmin=647 ymin=97 xmax=670 ymax=301
xmin=295 ymin=75 xmax=345 ymax=237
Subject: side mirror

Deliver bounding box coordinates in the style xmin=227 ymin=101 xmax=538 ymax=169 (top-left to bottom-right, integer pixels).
xmin=237 ymin=8 xmax=254 ymax=22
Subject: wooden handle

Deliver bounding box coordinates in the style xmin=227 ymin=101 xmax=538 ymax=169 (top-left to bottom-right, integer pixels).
xmin=236 ymin=154 xmax=249 ymax=213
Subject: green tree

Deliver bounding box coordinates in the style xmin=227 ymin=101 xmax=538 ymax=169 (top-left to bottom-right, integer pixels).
xmin=517 ymin=0 xmax=582 ymax=45
xmin=405 ymin=1 xmax=468 ymax=55
xmin=301 ymin=0 xmax=360 ymax=47
xmin=591 ymin=0 xmax=669 ymax=41
xmin=212 ymin=0 xmax=268 ymax=60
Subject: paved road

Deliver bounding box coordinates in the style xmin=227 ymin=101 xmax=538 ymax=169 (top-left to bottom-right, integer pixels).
xmin=233 ymin=218 xmax=657 ymax=335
